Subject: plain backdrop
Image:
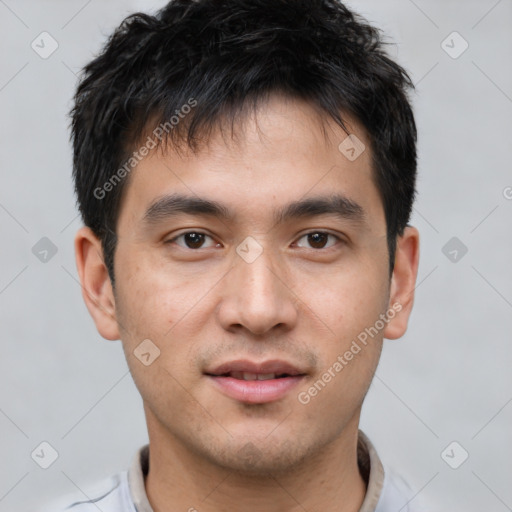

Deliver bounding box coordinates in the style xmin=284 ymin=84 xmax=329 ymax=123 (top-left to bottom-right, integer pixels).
xmin=1 ymin=1 xmax=511 ymax=511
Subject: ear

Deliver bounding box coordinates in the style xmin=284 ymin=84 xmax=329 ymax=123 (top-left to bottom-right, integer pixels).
xmin=383 ymin=226 xmax=420 ymax=340
xmin=74 ymin=226 xmax=120 ymax=341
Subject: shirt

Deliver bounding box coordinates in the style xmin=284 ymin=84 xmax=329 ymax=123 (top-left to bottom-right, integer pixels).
xmin=40 ymin=431 xmax=425 ymax=512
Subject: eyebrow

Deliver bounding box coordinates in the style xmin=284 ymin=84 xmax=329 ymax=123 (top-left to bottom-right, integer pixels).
xmin=142 ymin=193 xmax=367 ymax=227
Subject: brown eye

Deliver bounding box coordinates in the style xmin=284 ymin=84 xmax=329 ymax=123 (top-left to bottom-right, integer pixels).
xmin=295 ymin=232 xmax=339 ymax=249
xmin=183 ymin=232 xmax=205 ymax=248
xmin=171 ymin=232 xmax=217 ymax=249
xmin=308 ymin=233 xmax=328 ymax=249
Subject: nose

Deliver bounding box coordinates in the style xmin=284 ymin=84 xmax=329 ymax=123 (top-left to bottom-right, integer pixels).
xmin=217 ymin=245 xmax=299 ymax=336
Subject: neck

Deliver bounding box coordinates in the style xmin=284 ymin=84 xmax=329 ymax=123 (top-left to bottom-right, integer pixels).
xmin=144 ymin=408 xmax=367 ymax=512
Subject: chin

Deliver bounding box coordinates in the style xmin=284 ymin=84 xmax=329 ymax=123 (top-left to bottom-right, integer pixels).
xmin=201 ymin=436 xmax=316 ymax=476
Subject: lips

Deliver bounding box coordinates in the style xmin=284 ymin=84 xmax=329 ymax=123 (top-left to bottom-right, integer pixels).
xmin=205 ymin=359 xmax=307 ymax=404
xmin=205 ymin=359 xmax=304 ymax=378
xmin=227 ymin=372 xmax=287 ymax=381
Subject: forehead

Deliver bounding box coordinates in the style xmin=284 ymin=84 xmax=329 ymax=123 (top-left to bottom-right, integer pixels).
xmin=117 ymin=95 xmax=385 ymax=234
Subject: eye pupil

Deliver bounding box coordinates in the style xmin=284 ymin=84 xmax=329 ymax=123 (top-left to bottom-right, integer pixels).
xmin=308 ymin=233 xmax=328 ymax=249
xmin=185 ymin=232 xmax=204 ymax=248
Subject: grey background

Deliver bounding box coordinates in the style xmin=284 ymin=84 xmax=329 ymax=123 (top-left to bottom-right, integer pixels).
xmin=1 ymin=1 xmax=511 ymax=511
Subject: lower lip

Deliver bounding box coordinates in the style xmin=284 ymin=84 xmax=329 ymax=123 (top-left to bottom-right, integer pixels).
xmin=207 ymin=375 xmax=305 ymax=404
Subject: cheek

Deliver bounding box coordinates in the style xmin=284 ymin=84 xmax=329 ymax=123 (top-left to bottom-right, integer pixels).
xmin=114 ymin=260 xmax=215 ymax=382
xmin=115 ymin=256 xmax=200 ymax=336
xmin=297 ymin=262 xmax=389 ymax=336
xmin=294 ymin=265 xmax=388 ymax=402
xmin=114 ymin=275 xmax=200 ymax=410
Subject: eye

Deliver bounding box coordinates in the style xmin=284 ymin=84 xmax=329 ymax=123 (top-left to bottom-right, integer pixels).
xmin=168 ymin=231 xmax=219 ymax=249
xmin=294 ymin=232 xmax=341 ymax=250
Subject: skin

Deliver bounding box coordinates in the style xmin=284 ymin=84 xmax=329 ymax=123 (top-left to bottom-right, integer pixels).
xmin=75 ymin=94 xmax=419 ymax=512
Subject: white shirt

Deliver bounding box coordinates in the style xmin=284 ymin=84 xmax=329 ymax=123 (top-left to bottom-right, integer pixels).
xmin=40 ymin=431 xmax=426 ymax=512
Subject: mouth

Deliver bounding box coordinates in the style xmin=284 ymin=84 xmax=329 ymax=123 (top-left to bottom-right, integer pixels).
xmin=204 ymin=359 xmax=307 ymax=404
xmin=211 ymin=371 xmax=297 ymax=381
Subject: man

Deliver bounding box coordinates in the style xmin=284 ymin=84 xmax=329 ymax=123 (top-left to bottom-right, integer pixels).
xmin=48 ymin=0 xmax=422 ymax=510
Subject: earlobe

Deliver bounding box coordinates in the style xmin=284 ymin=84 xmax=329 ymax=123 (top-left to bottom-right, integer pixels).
xmin=74 ymin=226 xmax=120 ymax=341
xmin=383 ymin=226 xmax=420 ymax=340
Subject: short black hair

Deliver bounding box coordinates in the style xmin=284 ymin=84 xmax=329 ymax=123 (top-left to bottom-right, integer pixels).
xmin=70 ymin=0 xmax=417 ymax=285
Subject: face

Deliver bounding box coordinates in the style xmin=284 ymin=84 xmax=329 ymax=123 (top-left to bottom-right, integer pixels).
xmin=76 ymin=94 xmax=418 ymax=475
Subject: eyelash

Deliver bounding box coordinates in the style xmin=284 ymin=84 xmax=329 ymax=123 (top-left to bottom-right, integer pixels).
xmin=166 ymin=231 xmax=343 ymax=251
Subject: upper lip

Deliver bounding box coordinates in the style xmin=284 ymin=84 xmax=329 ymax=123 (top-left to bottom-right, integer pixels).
xmin=205 ymin=359 xmax=306 ymax=376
